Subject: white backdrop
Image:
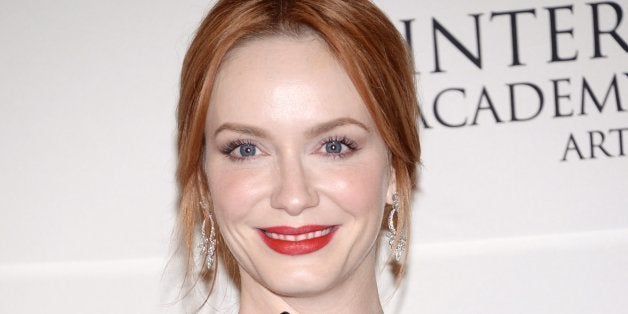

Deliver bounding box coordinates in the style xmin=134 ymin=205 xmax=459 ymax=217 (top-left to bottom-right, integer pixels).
xmin=1 ymin=0 xmax=626 ymax=313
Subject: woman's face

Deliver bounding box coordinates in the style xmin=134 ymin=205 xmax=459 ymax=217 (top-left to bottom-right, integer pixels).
xmin=204 ymin=35 xmax=395 ymax=296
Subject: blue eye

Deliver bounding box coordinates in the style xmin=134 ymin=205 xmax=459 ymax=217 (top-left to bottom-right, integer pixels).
xmin=320 ymin=136 xmax=358 ymax=159
xmin=239 ymin=144 xmax=256 ymax=157
xmin=221 ymin=140 xmax=260 ymax=161
xmin=325 ymin=141 xmax=343 ymax=154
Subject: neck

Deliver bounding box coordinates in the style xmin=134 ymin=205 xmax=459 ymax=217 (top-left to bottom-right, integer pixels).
xmin=238 ymin=253 xmax=383 ymax=314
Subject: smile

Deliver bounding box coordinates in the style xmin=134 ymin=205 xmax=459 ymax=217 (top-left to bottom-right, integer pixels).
xmin=258 ymin=225 xmax=338 ymax=255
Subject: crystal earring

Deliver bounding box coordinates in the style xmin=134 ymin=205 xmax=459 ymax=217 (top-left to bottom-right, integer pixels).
xmin=387 ymin=193 xmax=406 ymax=262
xmin=199 ymin=200 xmax=216 ymax=269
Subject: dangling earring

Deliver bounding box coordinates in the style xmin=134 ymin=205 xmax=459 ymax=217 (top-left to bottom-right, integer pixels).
xmin=387 ymin=193 xmax=406 ymax=262
xmin=199 ymin=200 xmax=216 ymax=270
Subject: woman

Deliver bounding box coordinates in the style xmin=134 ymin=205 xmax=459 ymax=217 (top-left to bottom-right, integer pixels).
xmin=175 ymin=0 xmax=420 ymax=312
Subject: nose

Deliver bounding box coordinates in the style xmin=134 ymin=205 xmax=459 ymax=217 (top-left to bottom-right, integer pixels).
xmin=270 ymin=154 xmax=319 ymax=215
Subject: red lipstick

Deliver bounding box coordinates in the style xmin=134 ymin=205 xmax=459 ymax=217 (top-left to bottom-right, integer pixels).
xmin=258 ymin=225 xmax=338 ymax=255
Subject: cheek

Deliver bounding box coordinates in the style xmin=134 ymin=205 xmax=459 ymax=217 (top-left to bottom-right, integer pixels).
xmin=206 ymin=163 xmax=270 ymax=223
xmin=205 ymin=151 xmax=391 ymax=224
xmin=319 ymin=158 xmax=390 ymax=218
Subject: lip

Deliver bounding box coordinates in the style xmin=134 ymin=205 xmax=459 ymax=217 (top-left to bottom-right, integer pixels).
xmin=258 ymin=225 xmax=338 ymax=255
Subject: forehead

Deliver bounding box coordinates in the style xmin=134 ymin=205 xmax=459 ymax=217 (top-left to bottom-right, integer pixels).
xmin=206 ymin=35 xmax=374 ymax=130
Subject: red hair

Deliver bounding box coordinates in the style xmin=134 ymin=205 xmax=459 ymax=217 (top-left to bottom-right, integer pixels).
xmin=176 ymin=0 xmax=420 ymax=295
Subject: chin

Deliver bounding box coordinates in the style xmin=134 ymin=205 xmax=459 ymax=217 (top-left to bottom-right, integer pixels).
xmin=265 ymin=268 xmax=340 ymax=298
xmin=241 ymin=251 xmax=347 ymax=298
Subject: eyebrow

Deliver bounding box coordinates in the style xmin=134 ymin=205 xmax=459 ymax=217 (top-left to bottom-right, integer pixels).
xmin=305 ymin=117 xmax=371 ymax=138
xmin=213 ymin=117 xmax=370 ymax=139
xmin=213 ymin=123 xmax=269 ymax=138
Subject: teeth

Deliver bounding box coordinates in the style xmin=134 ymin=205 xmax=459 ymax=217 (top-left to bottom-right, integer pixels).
xmin=264 ymin=227 xmax=333 ymax=241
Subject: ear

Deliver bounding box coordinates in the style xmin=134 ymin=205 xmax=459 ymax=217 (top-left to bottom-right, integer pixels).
xmin=386 ymin=164 xmax=397 ymax=204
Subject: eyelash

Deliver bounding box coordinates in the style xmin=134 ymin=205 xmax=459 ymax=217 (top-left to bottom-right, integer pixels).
xmin=221 ymin=139 xmax=257 ymax=162
xmin=319 ymin=136 xmax=359 ymax=159
xmin=220 ymin=136 xmax=360 ymax=161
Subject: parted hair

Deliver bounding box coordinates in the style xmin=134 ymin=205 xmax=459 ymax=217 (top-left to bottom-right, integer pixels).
xmin=176 ymin=0 xmax=420 ymax=294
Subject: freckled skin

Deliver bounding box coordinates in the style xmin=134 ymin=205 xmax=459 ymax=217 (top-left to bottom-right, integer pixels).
xmin=204 ymin=36 xmax=394 ymax=314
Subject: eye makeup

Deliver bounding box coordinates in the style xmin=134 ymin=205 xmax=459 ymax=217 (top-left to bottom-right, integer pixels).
xmin=220 ymin=139 xmax=260 ymax=161
xmin=319 ymin=135 xmax=360 ymax=159
xmin=218 ymin=134 xmax=361 ymax=162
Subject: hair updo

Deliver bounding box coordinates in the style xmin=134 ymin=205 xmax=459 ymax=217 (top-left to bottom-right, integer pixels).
xmin=176 ymin=0 xmax=420 ymax=291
